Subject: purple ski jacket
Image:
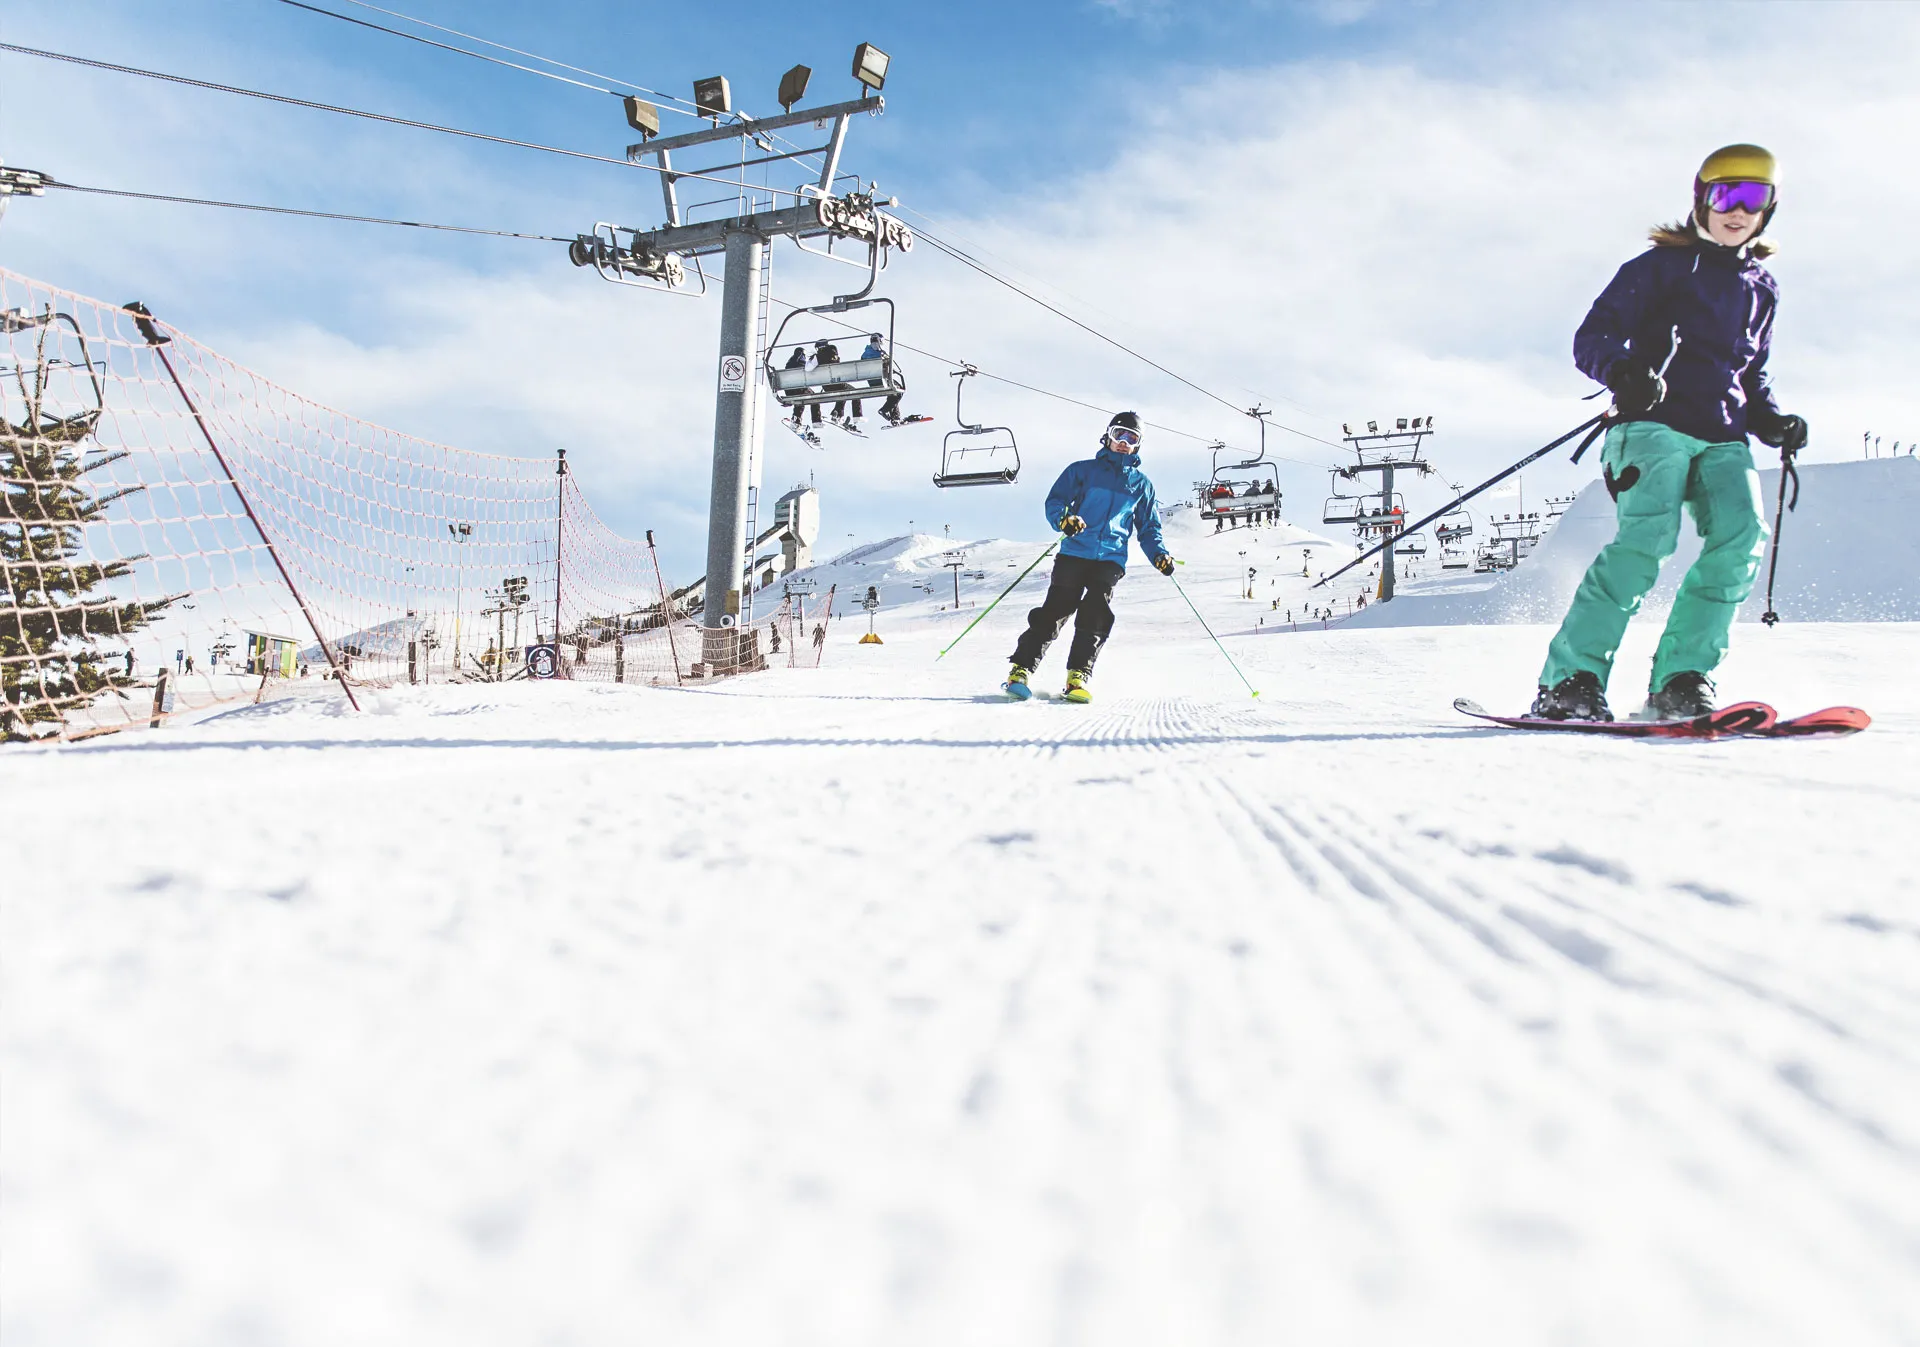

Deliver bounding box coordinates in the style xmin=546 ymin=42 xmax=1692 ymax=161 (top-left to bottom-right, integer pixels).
xmin=1573 ymin=236 xmax=1783 ymax=444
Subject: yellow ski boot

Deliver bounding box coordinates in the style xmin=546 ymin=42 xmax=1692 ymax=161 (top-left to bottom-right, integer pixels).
xmin=1062 ymin=669 xmax=1092 ymax=704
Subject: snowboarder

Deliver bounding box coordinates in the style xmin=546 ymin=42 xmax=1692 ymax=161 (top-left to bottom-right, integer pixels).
xmin=851 ymin=333 xmax=908 ymax=426
xmin=809 ymin=340 xmax=840 ymax=427
xmin=783 ymin=347 xmax=812 ymax=429
xmin=1533 ymin=143 xmax=1808 ymax=722
xmin=1004 ymin=412 xmax=1174 ymax=703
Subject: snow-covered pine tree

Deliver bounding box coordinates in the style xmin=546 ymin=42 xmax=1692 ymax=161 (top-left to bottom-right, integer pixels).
xmin=2 ymin=315 xmax=173 ymax=740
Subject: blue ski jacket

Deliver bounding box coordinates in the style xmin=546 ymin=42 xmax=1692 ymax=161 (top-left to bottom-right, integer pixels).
xmin=1044 ymin=449 xmax=1168 ymax=569
xmin=1574 ymin=236 xmax=1782 ymax=445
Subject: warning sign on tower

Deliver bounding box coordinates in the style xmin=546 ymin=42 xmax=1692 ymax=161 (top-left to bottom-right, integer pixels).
xmin=718 ymin=354 xmax=747 ymax=393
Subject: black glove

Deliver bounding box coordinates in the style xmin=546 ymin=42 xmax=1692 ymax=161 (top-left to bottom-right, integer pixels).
xmin=1154 ymin=554 xmax=1176 ymax=576
xmin=1058 ymin=514 xmax=1085 ymax=536
xmin=1605 ymin=360 xmax=1666 ymax=414
xmin=1750 ymin=409 xmax=1809 ymax=456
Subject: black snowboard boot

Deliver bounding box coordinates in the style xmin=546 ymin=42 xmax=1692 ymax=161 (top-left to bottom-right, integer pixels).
xmin=1529 ymin=670 xmax=1611 ymax=722
xmin=1644 ymin=671 xmax=1715 ymax=721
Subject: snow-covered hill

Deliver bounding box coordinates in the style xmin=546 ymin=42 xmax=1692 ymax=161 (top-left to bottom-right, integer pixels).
xmin=6 ymin=498 xmax=1918 ymax=1347
xmin=1347 ymin=455 xmax=1920 ymax=628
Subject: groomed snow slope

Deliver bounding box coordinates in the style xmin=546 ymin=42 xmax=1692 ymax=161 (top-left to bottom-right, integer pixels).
xmin=5 ymin=517 xmax=1918 ymax=1347
xmin=1348 ymin=455 xmax=1920 ymax=628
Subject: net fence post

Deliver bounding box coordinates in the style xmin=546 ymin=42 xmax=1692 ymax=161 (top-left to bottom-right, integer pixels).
xmin=553 ymin=447 xmax=567 ymax=676
xmin=646 ymin=529 xmax=683 ymax=686
xmin=128 ymin=303 xmax=361 ymax=712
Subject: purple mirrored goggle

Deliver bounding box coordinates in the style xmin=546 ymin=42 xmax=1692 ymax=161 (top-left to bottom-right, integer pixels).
xmin=1703 ymin=179 xmax=1775 ymax=215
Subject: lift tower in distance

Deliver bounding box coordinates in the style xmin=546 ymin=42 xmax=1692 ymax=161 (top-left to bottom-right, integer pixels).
xmin=1337 ymin=416 xmax=1436 ymax=602
xmin=568 ymin=46 xmax=911 ymax=672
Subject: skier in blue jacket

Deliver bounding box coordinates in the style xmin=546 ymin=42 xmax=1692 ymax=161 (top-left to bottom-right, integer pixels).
xmin=1006 ymin=411 xmax=1174 ymax=702
xmin=1534 ymin=143 xmax=1809 ymax=722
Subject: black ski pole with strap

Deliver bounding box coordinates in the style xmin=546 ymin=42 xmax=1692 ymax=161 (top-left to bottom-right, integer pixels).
xmin=1312 ymin=411 xmax=1610 ymax=592
xmin=1760 ymin=448 xmax=1800 ymax=627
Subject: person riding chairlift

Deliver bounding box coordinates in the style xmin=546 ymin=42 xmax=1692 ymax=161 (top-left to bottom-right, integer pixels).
xmin=850 ymin=332 xmax=909 ymax=426
xmin=783 ymin=346 xmax=811 ymax=428
xmin=810 ymin=339 xmax=842 ymax=427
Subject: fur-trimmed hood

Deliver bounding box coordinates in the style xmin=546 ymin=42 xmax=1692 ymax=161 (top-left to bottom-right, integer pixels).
xmin=1649 ymin=219 xmax=1776 ymax=258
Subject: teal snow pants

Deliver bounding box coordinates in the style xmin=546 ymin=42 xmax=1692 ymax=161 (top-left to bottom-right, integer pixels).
xmin=1540 ymin=421 xmax=1767 ymax=694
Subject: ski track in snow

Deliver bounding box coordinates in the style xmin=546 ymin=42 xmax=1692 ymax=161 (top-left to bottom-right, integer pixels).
xmin=5 ymin=520 xmax=1919 ymax=1347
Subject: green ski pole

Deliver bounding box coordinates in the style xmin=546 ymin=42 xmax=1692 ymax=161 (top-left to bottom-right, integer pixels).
xmin=1168 ymin=568 xmax=1260 ymax=699
xmin=936 ymin=539 xmax=1058 ymax=660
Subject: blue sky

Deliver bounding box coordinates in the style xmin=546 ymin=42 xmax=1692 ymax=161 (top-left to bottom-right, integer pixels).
xmin=5 ymin=1 xmax=1918 ymax=567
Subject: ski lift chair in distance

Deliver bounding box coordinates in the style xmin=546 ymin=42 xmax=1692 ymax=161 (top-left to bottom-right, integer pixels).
xmin=1435 ymin=507 xmax=1474 ymax=545
xmin=1321 ymin=470 xmax=1367 ymax=526
xmin=933 ymin=365 xmax=1019 ymax=488
xmin=1198 ymin=440 xmax=1280 ymax=522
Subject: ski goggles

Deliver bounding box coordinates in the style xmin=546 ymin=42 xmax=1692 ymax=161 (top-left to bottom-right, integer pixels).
xmin=1702 ymin=179 xmax=1774 ymax=215
xmin=1107 ymin=425 xmax=1142 ymax=448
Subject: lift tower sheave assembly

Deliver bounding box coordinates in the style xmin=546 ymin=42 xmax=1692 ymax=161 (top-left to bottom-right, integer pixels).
xmin=568 ymin=47 xmax=907 ymax=673
xmin=1337 ymin=416 xmax=1435 ymax=602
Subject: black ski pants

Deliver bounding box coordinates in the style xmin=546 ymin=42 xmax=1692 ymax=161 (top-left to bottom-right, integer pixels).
xmin=1010 ymin=553 xmax=1125 ymax=675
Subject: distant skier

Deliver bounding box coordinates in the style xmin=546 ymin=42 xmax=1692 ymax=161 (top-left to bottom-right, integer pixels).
xmin=1004 ymin=411 xmax=1174 ymax=703
xmin=1533 ymin=144 xmax=1807 ymax=722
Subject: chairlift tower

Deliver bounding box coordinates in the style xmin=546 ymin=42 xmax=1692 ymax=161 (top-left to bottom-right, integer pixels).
xmin=941 ymin=549 xmax=967 ymax=607
xmin=1337 ymin=415 xmax=1435 ymax=601
xmin=568 ymin=48 xmax=909 ymax=672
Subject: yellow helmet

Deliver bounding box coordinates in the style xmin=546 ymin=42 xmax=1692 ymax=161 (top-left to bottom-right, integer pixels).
xmin=1698 ymin=143 xmax=1776 ymax=186
xmin=1692 ymin=143 xmax=1778 ymax=237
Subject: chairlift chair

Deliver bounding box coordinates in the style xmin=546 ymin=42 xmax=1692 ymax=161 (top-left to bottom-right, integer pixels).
xmin=1199 ymin=440 xmax=1281 ymax=521
xmin=934 ymin=365 xmax=1020 ymax=488
xmin=1329 ymin=489 xmax=1407 ymax=530
xmin=1435 ymin=507 xmax=1474 ymax=544
xmin=764 ymin=280 xmax=906 ymax=412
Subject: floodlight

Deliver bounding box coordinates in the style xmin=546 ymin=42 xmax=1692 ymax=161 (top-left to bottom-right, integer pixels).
xmin=778 ymin=64 xmax=812 ymax=113
xmin=1396 ymin=417 xmax=1408 ymax=430
xmin=1367 ymin=420 xmax=1379 ymax=433
xmin=623 ymin=95 xmax=660 ymax=140
xmin=852 ymin=43 xmax=890 ymax=94
xmin=1343 ymin=423 xmax=1352 ymax=436
xmin=693 ymin=75 xmax=732 ymax=120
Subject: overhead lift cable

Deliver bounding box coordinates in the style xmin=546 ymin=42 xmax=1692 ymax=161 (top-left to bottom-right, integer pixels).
xmin=0 ymin=43 xmax=772 ymax=196
xmin=274 ymin=0 xmax=625 ymax=96
xmin=275 ymin=0 xmax=834 ymax=162
xmin=324 ymin=0 xmax=704 ymax=114
xmin=909 ymin=223 xmax=1344 ymax=463
xmin=896 ymin=201 xmax=1321 ymax=422
xmin=46 ymin=179 xmax=572 ymax=240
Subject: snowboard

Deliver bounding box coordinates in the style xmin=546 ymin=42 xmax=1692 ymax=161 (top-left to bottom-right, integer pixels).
xmin=1453 ymin=698 xmax=1775 ymax=738
xmin=782 ymin=420 xmax=823 ymax=449
xmin=1744 ymin=706 xmax=1871 ymax=738
xmin=881 ymin=414 xmax=935 ymax=428
xmin=1454 ymin=699 xmax=1871 ymax=739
